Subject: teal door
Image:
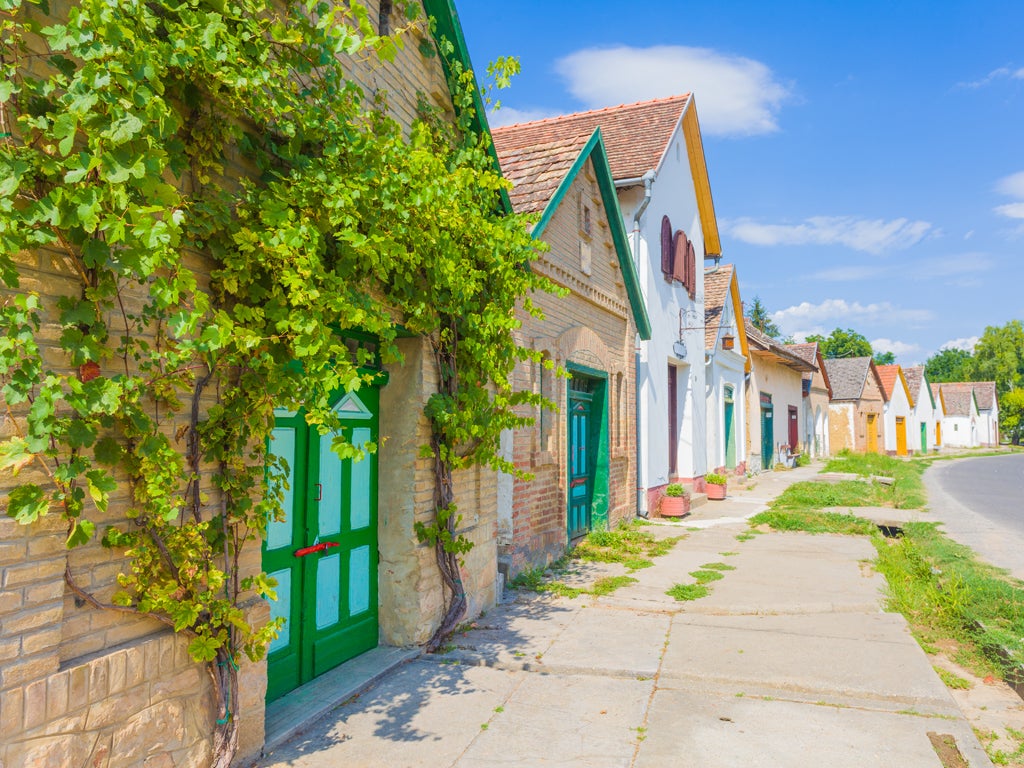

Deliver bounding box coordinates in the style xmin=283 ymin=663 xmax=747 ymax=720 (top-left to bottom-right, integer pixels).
xmin=760 ymin=405 xmax=774 ymax=469
xmin=724 ymin=388 xmax=736 ymax=469
xmin=263 ymin=388 xmax=379 ymax=702
xmin=567 ymin=383 xmax=594 ymax=540
xmin=921 ymin=422 xmax=927 ymax=453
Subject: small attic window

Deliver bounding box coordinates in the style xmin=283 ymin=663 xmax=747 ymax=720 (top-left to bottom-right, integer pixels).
xmin=582 ymin=205 xmax=591 ymax=236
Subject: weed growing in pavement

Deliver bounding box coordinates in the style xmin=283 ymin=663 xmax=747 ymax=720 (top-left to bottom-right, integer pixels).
xmin=874 ymin=521 xmax=1024 ymax=680
xmin=824 ymin=451 xmax=927 ymax=508
xmin=690 ymin=569 xmax=725 ymax=584
xmin=700 ymin=562 xmax=736 ymax=571
xmin=749 ymin=508 xmax=876 ymax=536
xmin=573 ymin=521 xmax=680 ymax=570
xmin=590 ymin=575 xmax=638 ymax=596
xmin=934 ymin=667 xmax=972 ymax=689
xmin=666 ymin=583 xmax=709 ymax=601
xmin=720 ymin=551 xmax=740 ymax=557
xmin=735 ymin=532 xmax=756 ymax=542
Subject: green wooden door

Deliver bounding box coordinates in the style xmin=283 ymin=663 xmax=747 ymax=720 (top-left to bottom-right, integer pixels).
xmin=263 ymin=388 xmax=379 ymax=703
xmin=760 ymin=405 xmax=774 ymax=469
xmin=920 ymin=422 xmax=927 ymax=453
xmin=567 ymin=381 xmax=595 ymax=540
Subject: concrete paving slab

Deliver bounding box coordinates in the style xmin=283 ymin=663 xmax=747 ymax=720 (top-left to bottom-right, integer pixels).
xmin=635 ymin=688 xmax=990 ymax=768
xmin=455 ymin=673 xmax=652 ymax=768
xmin=259 ymin=659 xmax=522 ymax=768
xmin=540 ymin=606 xmax=671 ymax=677
xmin=661 ymin=612 xmax=954 ymax=709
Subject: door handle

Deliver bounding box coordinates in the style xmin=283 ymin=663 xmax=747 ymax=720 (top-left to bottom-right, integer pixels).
xmin=294 ymin=541 xmax=340 ymax=558
xmin=314 ymin=483 xmax=322 ymax=501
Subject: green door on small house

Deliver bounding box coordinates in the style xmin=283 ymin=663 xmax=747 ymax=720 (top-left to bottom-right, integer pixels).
xmin=760 ymin=400 xmax=774 ymax=469
xmin=724 ymin=387 xmax=736 ymax=469
xmin=567 ymin=371 xmax=608 ymax=540
xmin=921 ymin=422 xmax=928 ymax=453
xmin=263 ymin=388 xmax=380 ymax=703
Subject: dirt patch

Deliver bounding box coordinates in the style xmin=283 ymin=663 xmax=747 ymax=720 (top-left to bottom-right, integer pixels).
xmin=927 ymin=732 xmax=969 ymax=768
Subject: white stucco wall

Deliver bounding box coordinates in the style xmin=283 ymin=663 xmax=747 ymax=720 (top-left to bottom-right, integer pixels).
xmin=978 ymin=407 xmax=999 ymax=445
xmin=882 ymin=381 xmax=913 ymax=453
xmin=747 ymin=356 xmax=804 ymax=469
xmin=618 ymin=122 xmax=708 ymax=510
xmin=706 ymin=351 xmax=747 ymax=472
xmin=942 ymin=413 xmax=978 ymax=447
xmin=910 ymin=381 xmax=937 ymax=453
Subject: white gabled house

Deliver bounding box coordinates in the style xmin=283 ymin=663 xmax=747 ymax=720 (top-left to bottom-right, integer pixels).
xmin=971 ymin=382 xmax=1000 ymax=445
xmin=877 ymin=365 xmax=915 ymax=455
xmin=704 ymin=264 xmax=750 ymax=475
xmin=936 ymin=383 xmax=981 ymax=447
xmin=904 ymin=366 xmax=938 ymax=453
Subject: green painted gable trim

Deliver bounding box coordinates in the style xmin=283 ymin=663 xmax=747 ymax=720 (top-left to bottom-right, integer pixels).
xmin=422 ymin=0 xmax=512 ymax=214
xmin=531 ymin=129 xmax=652 ymax=340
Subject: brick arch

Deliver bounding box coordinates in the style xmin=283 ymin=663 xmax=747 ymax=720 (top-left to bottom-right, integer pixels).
xmin=556 ymin=326 xmax=614 ymax=375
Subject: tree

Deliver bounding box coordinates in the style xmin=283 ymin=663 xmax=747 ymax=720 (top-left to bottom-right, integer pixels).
xmin=1000 ymin=389 xmax=1024 ymax=445
xmin=971 ymin=320 xmax=1024 ymax=394
xmin=873 ymin=351 xmax=896 ymax=365
xmin=746 ymin=296 xmax=781 ymax=338
xmin=924 ymin=347 xmax=974 ymax=383
xmin=806 ymin=328 xmax=873 ymax=359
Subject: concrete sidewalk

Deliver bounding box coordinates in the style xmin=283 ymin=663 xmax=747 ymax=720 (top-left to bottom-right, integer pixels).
xmin=256 ymin=466 xmax=992 ymax=768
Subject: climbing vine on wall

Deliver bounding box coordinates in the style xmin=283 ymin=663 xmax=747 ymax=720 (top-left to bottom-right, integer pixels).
xmin=0 ymin=0 xmax=552 ymax=763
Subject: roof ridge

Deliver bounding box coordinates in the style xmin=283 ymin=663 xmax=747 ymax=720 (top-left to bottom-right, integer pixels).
xmin=491 ymin=94 xmax=691 ymax=132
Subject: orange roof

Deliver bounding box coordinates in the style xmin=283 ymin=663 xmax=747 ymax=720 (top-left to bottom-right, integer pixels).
xmin=876 ymin=365 xmax=901 ymax=399
xmin=492 ymin=132 xmax=592 ymax=215
xmin=703 ymin=264 xmax=734 ymax=350
xmin=493 ymin=95 xmax=691 ymax=184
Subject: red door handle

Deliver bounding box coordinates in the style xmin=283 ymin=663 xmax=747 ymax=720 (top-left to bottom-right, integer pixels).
xmin=294 ymin=541 xmax=340 ymax=558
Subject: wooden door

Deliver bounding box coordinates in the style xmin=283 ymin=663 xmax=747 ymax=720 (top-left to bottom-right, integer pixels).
xmin=788 ymin=406 xmax=799 ymax=452
xmin=567 ymin=380 xmax=595 ymax=540
xmin=936 ymin=421 xmax=942 ymax=446
xmin=760 ymin=406 xmax=774 ymax=469
xmin=921 ymin=422 xmax=928 ymax=453
xmin=866 ymin=413 xmax=879 ymax=453
xmin=264 ymin=389 xmax=379 ymax=702
xmin=896 ymin=416 xmax=907 ymax=456
xmin=724 ymin=388 xmax=736 ymax=469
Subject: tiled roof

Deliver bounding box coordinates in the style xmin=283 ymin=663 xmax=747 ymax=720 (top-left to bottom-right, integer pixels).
xmin=903 ymin=366 xmax=925 ymax=399
xmin=971 ymin=381 xmax=997 ymax=410
xmin=938 ymin=383 xmax=976 ymax=417
xmin=704 ymin=264 xmax=734 ymax=350
xmin=786 ymin=343 xmax=819 ymax=367
xmin=875 ymin=365 xmax=900 ymax=400
xmin=930 ymin=384 xmax=943 ymax=412
xmin=492 ymin=130 xmax=594 ymax=215
xmin=492 ymin=95 xmax=691 ymax=184
xmin=823 ymin=357 xmax=873 ymax=401
xmin=744 ymin=319 xmax=815 ymax=371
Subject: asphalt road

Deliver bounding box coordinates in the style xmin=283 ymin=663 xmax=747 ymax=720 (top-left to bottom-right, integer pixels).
xmin=923 ymin=453 xmax=1024 ymax=581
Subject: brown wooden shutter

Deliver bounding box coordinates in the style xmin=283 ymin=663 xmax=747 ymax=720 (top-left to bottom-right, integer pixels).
xmin=661 ymin=216 xmax=673 ymax=278
xmin=686 ymin=239 xmax=697 ymax=299
xmin=672 ymin=230 xmax=687 ymax=284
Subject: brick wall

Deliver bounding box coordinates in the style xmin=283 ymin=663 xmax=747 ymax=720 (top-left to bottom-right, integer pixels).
xmin=1 ymin=1 xmax=493 ymax=764
xmin=502 ymin=158 xmax=638 ymax=575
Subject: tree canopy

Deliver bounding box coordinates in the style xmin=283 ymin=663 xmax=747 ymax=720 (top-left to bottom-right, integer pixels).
xmin=745 ymin=296 xmax=781 ymax=338
xmin=805 ymin=328 xmax=873 ymax=360
xmin=924 ymin=347 xmax=974 ymax=383
xmin=971 ymin=320 xmax=1024 ymax=394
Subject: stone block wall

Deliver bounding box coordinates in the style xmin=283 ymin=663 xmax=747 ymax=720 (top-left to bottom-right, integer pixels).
xmin=0 ymin=630 xmax=213 ymax=768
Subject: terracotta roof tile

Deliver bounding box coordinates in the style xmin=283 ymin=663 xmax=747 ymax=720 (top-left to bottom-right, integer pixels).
xmin=903 ymin=366 xmax=925 ymax=399
xmin=823 ymin=357 xmax=873 ymax=401
xmin=786 ymin=343 xmax=819 ymax=367
xmin=743 ymin=318 xmax=815 ymax=371
xmin=491 ymin=131 xmax=593 ymax=215
xmin=703 ymin=264 xmax=734 ymax=350
xmin=492 ymin=95 xmax=691 ymax=184
xmin=875 ymin=364 xmax=900 ymax=399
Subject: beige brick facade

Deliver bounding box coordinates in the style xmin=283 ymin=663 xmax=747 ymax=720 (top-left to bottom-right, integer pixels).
xmin=1 ymin=2 xmax=502 ymax=765
xmin=499 ymin=158 xmax=638 ymax=576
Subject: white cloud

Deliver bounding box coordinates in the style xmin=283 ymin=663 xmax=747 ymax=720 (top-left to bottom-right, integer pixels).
xmin=958 ymin=67 xmax=1024 ymax=88
xmin=964 ymin=230 xmax=974 ymax=240
xmin=771 ymin=299 xmax=933 ymax=337
xmin=940 ymin=336 xmax=979 ymax=352
xmin=995 ymin=202 xmax=1024 ymax=219
xmin=486 ymin=107 xmax=562 ymax=129
xmin=870 ymin=338 xmax=920 ymax=359
xmin=554 ymin=45 xmax=791 ymax=137
xmin=726 ymin=215 xmax=933 ymax=254
xmin=995 ymin=171 xmax=1024 ymax=198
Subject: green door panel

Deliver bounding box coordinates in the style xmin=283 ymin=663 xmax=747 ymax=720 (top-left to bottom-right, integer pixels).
xmin=264 ymin=388 xmax=379 ymax=703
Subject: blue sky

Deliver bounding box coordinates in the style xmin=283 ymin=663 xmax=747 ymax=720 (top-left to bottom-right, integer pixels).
xmin=456 ymin=1 xmax=1024 ymax=364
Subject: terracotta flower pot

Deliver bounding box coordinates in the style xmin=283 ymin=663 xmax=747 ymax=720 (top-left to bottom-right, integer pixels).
xmin=706 ymin=483 xmax=726 ymax=500
xmin=660 ymin=495 xmax=688 ymax=517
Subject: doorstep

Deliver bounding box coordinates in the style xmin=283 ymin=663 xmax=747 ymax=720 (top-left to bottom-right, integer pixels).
xmin=263 ymin=645 xmax=419 ymax=753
